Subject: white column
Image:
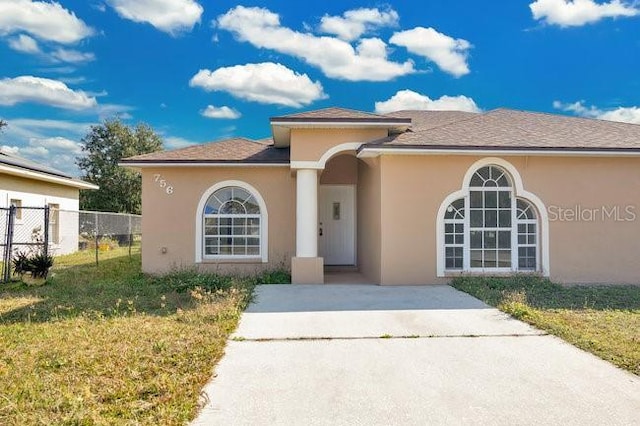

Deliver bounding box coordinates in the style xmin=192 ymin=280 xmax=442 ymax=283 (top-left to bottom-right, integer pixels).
xmin=296 ymin=168 xmax=318 ymax=257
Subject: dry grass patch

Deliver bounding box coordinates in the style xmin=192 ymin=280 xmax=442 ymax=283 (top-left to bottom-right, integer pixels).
xmin=0 ymin=248 xmax=284 ymax=425
xmin=452 ymin=276 xmax=640 ymax=375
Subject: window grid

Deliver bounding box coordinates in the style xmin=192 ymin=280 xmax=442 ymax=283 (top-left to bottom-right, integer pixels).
xmin=468 ymin=166 xmax=513 ymax=271
xmin=443 ymin=165 xmax=540 ymax=274
xmin=203 ymin=187 xmax=262 ymax=258
xmin=516 ymin=199 xmax=538 ymax=270
xmin=444 ymin=199 xmax=465 ymax=269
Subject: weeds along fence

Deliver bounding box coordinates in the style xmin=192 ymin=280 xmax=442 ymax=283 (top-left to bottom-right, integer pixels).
xmin=75 ymin=210 xmax=142 ymax=265
xmin=0 ymin=207 xmax=142 ymax=282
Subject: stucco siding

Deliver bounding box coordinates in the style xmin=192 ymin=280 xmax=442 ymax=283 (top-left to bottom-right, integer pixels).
xmin=290 ymin=128 xmax=387 ymax=162
xmin=357 ymin=157 xmax=382 ymax=283
xmin=141 ymin=167 xmax=295 ymax=275
xmin=376 ymin=155 xmax=640 ymax=285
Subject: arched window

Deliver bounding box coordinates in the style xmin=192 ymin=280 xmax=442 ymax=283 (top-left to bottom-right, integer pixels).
xmin=202 ymin=186 xmax=262 ymax=258
xmin=516 ymin=199 xmax=538 ymax=270
xmin=444 ymin=199 xmax=465 ymax=270
xmin=440 ymin=164 xmax=542 ymax=274
xmin=469 ymin=165 xmax=513 ymax=270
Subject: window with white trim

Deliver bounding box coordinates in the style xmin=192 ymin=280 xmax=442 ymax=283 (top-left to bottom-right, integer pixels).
xmin=444 ymin=199 xmax=465 ymax=270
xmin=203 ymin=186 xmax=261 ymax=257
xmin=516 ymin=199 xmax=538 ymax=270
xmin=442 ymin=165 xmax=540 ymax=273
xmin=469 ymin=165 xmax=513 ymax=270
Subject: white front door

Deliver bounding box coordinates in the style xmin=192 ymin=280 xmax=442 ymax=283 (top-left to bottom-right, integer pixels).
xmin=319 ymin=185 xmax=356 ymax=265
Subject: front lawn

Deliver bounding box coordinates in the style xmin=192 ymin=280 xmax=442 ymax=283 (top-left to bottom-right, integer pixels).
xmin=452 ymin=276 xmax=640 ymax=375
xmin=0 ymin=248 xmax=285 ymax=425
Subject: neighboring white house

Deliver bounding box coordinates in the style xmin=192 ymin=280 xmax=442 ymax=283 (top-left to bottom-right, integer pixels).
xmin=0 ymin=150 xmax=98 ymax=255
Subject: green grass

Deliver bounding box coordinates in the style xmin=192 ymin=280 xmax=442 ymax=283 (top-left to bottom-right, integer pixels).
xmin=0 ymin=247 xmax=288 ymax=425
xmin=452 ymin=276 xmax=640 ymax=375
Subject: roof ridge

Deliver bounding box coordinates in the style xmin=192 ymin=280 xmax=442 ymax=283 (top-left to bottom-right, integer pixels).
xmin=275 ymin=106 xmax=389 ymax=119
xmin=404 ymin=110 xmax=491 ymax=134
xmin=486 ymin=107 xmax=640 ymax=128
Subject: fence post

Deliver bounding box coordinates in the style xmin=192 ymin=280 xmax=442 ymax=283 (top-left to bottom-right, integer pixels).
xmin=43 ymin=206 xmax=50 ymax=258
xmin=94 ymin=211 xmax=99 ymax=266
xmin=128 ymin=214 xmax=133 ymax=258
xmin=3 ymin=206 xmax=16 ymax=283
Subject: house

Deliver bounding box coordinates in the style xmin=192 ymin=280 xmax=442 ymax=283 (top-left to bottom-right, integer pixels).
xmin=120 ymin=107 xmax=640 ymax=285
xmin=0 ymin=150 xmax=98 ymax=255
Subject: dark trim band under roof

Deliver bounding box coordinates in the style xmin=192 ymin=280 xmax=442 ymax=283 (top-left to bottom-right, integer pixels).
xmin=270 ymin=116 xmax=412 ymax=124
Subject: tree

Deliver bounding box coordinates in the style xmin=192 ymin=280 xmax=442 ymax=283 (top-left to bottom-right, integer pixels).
xmin=0 ymin=119 xmax=6 ymax=132
xmin=76 ymin=118 xmax=163 ymax=214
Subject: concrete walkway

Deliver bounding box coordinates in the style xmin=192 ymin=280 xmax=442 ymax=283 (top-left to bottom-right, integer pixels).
xmin=192 ymin=285 xmax=640 ymax=426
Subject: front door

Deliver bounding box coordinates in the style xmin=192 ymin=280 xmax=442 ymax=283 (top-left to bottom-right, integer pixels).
xmin=319 ymin=185 xmax=355 ymax=265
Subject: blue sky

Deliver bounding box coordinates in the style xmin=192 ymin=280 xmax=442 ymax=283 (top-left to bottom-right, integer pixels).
xmin=1 ymin=0 xmax=639 ymax=176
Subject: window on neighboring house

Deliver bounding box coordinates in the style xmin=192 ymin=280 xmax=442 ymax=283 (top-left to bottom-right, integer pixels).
xmin=202 ymin=186 xmax=262 ymax=258
xmin=48 ymin=203 xmax=60 ymax=244
xmin=10 ymin=199 xmax=22 ymax=220
xmin=441 ymin=164 xmax=540 ymax=273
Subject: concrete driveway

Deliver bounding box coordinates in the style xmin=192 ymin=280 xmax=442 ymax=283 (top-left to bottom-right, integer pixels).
xmin=192 ymin=285 xmax=640 ymax=426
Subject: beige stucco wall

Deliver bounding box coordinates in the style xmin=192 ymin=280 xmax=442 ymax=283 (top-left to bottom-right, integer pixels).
xmin=377 ymin=155 xmax=640 ymax=285
xmin=357 ymin=157 xmax=382 ymax=283
xmin=141 ymin=166 xmax=295 ymax=275
xmin=320 ymin=154 xmax=358 ymax=185
xmin=290 ymin=128 xmax=387 ymax=162
xmin=139 ymin=134 xmax=639 ymax=285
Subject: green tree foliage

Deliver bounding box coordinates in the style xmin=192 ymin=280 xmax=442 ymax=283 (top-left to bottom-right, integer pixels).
xmin=77 ymin=118 xmax=162 ymax=214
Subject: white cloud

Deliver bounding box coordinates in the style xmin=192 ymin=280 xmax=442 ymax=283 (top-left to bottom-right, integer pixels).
xmin=201 ymin=105 xmax=241 ymax=119
xmin=0 ymin=118 xmax=94 ymax=176
xmin=319 ymin=7 xmax=399 ymax=41
xmin=29 ymin=136 xmax=82 ymax=154
xmin=7 ymin=118 xmax=94 ymax=136
xmin=553 ymin=100 xmax=640 ymax=124
xmin=0 ymin=76 xmax=97 ymax=110
xmin=530 ymin=0 xmax=638 ymax=27
xmin=8 ymin=34 xmax=40 ymax=53
xmin=20 ymin=146 xmax=49 ymax=157
xmin=7 ymin=35 xmax=95 ymax=65
xmin=1 ymin=145 xmax=21 ymax=155
xmin=190 ymin=62 xmax=327 ymax=108
xmin=50 ymin=48 xmax=96 ymax=63
xmin=0 ymin=0 xmax=94 ymax=44
xmin=390 ymin=27 xmax=472 ymax=77
xmin=106 ymin=0 xmax=203 ymax=35
xmin=216 ymin=6 xmax=414 ymax=82
xmin=375 ymin=89 xmax=481 ymax=114
xmin=164 ymin=136 xmax=198 ymax=149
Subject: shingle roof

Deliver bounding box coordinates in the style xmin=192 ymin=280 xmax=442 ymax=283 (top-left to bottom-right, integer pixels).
xmin=383 ymin=110 xmax=478 ymax=132
xmin=121 ymin=138 xmax=290 ymax=163
xmin=0 ymin=150 xmax=74 ymax=179
xmin=271 ymin=107 xmax=410 ymax=124
xmin=367 ymin=108 xmax=640 ymax=151
xmin=123 ymin=108 xmax=640 ymax=165
xmin=0 ymin=149 xmax=98 ymax=189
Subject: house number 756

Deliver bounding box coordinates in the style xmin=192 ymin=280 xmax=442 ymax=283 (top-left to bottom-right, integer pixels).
xmin=153 ymin=174 xmax=174 ymax=195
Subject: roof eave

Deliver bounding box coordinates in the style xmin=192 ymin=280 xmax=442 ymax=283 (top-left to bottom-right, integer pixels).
xmin=358 ymin=145 xmax=640 ymax=158
xmin=0 ymin=163 xmax=99 ymax=190
xmin=270 ymin=119 xmax=411 ymax=147
xmin=119 ymin=160 xmax=290 ymax=168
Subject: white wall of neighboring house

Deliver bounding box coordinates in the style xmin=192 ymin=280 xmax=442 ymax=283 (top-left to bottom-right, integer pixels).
xmin=0 ymin=188 xmax=80 ymax=255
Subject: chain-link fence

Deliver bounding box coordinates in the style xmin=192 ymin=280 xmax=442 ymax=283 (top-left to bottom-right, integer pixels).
xmin=72 ymin=210 xmax=142 ymax=263
xmin=0 ymin=206 xmax=49 ymax=282
xmin=0 ymin=207 xmax=142 ymax=282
